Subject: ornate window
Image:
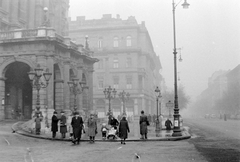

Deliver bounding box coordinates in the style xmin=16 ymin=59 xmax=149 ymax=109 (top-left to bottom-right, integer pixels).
xmin=113 ymin=37 xmax=119 ymax=47
xmin=113 ymin=58 xmax=119 ymax=68
xmin=126 ymin=36 xmax=132 ymax=47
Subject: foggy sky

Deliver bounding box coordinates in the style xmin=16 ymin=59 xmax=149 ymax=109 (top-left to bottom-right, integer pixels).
xmin=69 ymin=0 xmax=240 ymax=102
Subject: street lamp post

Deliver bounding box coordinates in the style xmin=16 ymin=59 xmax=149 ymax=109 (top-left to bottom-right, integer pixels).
xmin=28 ymin=64 xmax=52 ymax=117
xmin=103 ymin=86 xmax=117 ymax=116
xmin=155 ymin=86 xmax=162 ymax=137
xmin=118 ymin=90 xmax=130 ymax=116
xmin=172 ymin=0 xmax=190 ymax=136
xmin=67 ymin=78 xmax=87 ymax=113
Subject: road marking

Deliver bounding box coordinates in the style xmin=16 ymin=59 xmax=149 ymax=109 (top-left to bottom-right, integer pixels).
xmin=4 ymin=138 xmax=10 ymax=145
xmin=117 ymin=146 xmax=122 ymax=150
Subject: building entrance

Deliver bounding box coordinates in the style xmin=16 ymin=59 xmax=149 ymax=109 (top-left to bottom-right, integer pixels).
xmin=4 ymin=62 xmax=32 ymax=119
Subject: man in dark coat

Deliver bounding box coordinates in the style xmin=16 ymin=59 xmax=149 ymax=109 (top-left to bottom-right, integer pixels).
xmin=51 ymin=111 xmax=59 ymax=138
xmin=109 ymin=115 xmax=119 ymax=129
xmin=118 ymin=116 xmax=130 ymax=144
xmin=60 ymin=110 xmax=67 ymax=138
xmin=165 ymin=118 xmax=173 ymax=130
xmin=139 ymin=110 xmax=149 ymax=139
xmin=71 ymin=111 xmax=84 ymax=145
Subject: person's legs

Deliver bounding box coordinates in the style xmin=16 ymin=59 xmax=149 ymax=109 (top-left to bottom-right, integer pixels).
xmin=145 ymin=133 xmax=148 ymax=139
xmin=77 ymin=138 xmax=80 ymax=144
xmin=93 ymin=136 xmax=95 ymax=143
xmin=123 ymin=138 xmax=126 ymax=144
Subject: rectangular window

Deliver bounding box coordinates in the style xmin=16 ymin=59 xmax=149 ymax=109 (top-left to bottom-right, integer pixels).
xmin=126 ymin=77 xmax=132 ymax=89
xmin=113 ymin=37 xmax=119 ymax=47
xmin=126 ymin=58 xmax=132 ymax=68
xmin=113 ymin=77 xmax=119 ymax=89
xmin=98 ymin=80 xmax=104 ymax=89
xmin=126 ymin=36 xmax=132 ymax=47
xmin=98 ymin=39 xmax=102 ymax=49
xmin=113 ymin=58 xmax=119 ymax=68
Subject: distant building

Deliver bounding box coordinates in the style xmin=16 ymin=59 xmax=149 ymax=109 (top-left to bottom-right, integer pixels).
xmin=69 ymin=14 xmax=163 ymax=118
xmin=0 ymin=0 xmax=98 ymax=120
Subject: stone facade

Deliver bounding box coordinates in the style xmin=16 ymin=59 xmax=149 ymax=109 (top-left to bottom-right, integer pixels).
xmin=69 ymin=14 xmax=163 ymax=118
xmin=0 ymin=0 xmax=69 ymax=36
xmin=0 ymin=27 xmax=97 ymax=120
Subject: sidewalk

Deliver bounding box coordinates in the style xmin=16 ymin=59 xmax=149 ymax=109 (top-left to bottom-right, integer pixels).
xmin=11 ymin=120 xmax=191 ymax=142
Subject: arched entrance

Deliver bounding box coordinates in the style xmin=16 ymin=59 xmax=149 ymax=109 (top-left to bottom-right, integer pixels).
xmin=4 ymin=62 xmax=32 ymax=119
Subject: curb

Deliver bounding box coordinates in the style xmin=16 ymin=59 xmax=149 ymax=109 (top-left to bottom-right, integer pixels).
xmin=11 ymin=122 xmax=191 ymax=142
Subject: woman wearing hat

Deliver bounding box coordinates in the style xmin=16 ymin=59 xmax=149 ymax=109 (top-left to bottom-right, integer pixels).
xmin=60 ymin=110 xmax=67 ymax=138
xmin=118 ymin=115 xmax=130 ymax=144
xmin=51 ymin=111 xmax=59 ymax=138
xmin=87 ymin=113 xmax=98 ymax=143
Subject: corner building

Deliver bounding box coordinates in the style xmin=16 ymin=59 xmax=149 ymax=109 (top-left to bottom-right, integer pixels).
xmin=0 ymin=0 xmax=97 ymax=120
xmin=69 ymin=14 xmax=163 ymax=118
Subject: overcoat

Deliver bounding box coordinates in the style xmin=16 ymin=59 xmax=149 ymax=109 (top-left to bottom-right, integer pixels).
xmin=60 ymin=115 xmax=67 ymax=133
xmin=35 ymin=117 xmax=42 ymax=129
xmin=165 ymin=119 xmax=172 ymax=130
xmin=51 ymin=115 xmax=59 ymax=132
xmin=139 ymin=115 xmax=148 ymax=135
xmin=87 ymin=118 xmax=97 ymax=137
xmin=71 ymin=116 xmax=83 ymax=138
xmin=119 ymin=118 xmax=130 ymax=139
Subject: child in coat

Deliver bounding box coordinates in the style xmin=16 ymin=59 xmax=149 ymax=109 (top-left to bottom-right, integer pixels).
xmin=101 ymin=123 xmax=108 ymax=140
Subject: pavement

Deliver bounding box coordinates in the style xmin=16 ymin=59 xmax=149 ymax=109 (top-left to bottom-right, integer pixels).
xmin=11 ymin=119 xmax=191 ymax=142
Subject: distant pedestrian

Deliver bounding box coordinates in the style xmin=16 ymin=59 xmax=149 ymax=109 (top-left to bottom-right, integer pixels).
xmin=35 ymin=113 xmax=42 ymax=135
xmin=109 ymin=115 xmax=119 ymax=129
xmin=51 ymin=111 xmax=59 ymax=138
xmin=101 ymin=123 xmax=108 ymax=140
xmin=60 ymin=110 xmax=67 ymax=138
xmin=118 ymin=116 xmax=130 ymax=144
xmin=71 ymin=111 xmax=84 ymax=145
xmin=139 ymin=110 xmax=149 ymax=139
xmin=87 ymin=113 xmax=98 ymax=143
xmin=165 ymin=118 xmax=172 ymax=130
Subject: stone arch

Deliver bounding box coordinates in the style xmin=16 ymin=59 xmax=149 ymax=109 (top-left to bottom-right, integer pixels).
xmin=53 ymin=63 xmax=64 ymax=111
xmin=2 ymin=61 xmax=33 ymax=119
xmin=0 ymin=57 xmax=36 ymax=77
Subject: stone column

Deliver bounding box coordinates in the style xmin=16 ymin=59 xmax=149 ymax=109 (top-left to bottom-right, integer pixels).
xmin=0 ymin=77 xmax=5 ymax=120
xmin=63 ymin=61 xmax=71 ymax=116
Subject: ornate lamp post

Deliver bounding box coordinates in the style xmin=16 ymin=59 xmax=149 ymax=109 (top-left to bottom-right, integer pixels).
xmin=28 ymin=64 xmax=52 ymax=117
xmin=118 ymin=90 xmax=130 ymax=116
xmin=67 ymin=78 xmax=87 ymax=113
xmin=103 ymin=86 xmax=117 ymax=116
xmin=171 ymin=0 xmax=190 ymax=136
xmin=155 ymin=86 xmax=162 ymax=137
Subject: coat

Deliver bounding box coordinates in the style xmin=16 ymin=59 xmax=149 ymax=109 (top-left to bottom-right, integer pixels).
xmin=51 ymin=115 xmax=59 ymax=132
xmin=71 ymin=116 xmax=83 ymax=138
xmin=119 ymin=118 xmax=130 ymax=139
xmin=35 ymin=117 xmax=42 ymax=129
xmin=139 ymin=115 xmax=148 ymax=135
xmin=87 ymin=118 xmax=97 ymax=137
xmin=165 ymin=119 xmax=172 ymax=130
xmin=60 ymin=115 xmax=67 ymax=133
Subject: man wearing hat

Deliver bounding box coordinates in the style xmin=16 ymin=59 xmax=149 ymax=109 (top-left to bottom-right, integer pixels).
xmin=71 ymin=111 xmax=84 ymax=145
xmin=60 ymin=110 xmax=67 ymax=138
xmin=51 ymin=111 xmax=59 ymax=139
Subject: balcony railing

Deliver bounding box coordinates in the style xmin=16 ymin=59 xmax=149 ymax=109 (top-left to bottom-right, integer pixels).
xmin=0 ymin=27 xmax=91 ymax=57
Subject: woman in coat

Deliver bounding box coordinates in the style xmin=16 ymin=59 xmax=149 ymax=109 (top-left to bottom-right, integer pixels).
xmin=60 ymin=111 xmax=67 ymax=138
xmin=51 ymin=111 xmax=59 ymax=138
xmin=87 ymin=113 xmax=97 ymax=143
xmin=139 ymin=110 xmax=149 ymax=139
xmin=118 ymin=116 xmax=130 ymax=144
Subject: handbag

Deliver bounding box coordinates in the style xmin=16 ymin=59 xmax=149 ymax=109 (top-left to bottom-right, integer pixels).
xmin=146 ymin=120 xmax=150 ymax=126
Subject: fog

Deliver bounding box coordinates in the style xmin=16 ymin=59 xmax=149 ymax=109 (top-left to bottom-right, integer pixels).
xmin=69 ymin=0 xmax=240 ymax=102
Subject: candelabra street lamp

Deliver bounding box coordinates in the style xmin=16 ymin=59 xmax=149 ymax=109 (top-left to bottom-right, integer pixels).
xmin=103 ymin=86 xmax=117 ymax=116
xmin=68 ymin=78 xmax=87 ymax=113
xmin=155 ymin=86 xmax=162 ymax=137
xmin=171 ymin=0 xmax=190 ymax=136
xmin=118 ymin=90 xmax=130 ymax=116
xmin=28 ymin=64 xmax=52 ymax=117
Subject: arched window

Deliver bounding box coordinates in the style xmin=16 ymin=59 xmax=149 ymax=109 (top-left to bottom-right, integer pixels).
xmin=113 ymin=37 xmax=119 ymax=47
xmin=126 ymin=36 xmax=131 ymax=47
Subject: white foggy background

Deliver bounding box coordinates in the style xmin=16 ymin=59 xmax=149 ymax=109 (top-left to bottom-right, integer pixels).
xmin=69 ymin=0 xmax=240 ymax=104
